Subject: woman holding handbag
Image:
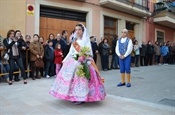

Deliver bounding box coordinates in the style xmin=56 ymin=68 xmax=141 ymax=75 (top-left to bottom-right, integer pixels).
xmin=29 ymin=34 xmax=44 ymax=80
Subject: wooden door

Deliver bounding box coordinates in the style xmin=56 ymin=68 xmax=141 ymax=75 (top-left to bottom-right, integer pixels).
xmin=40 ymin=17 xmax=86 ymax=41
xmin=104 ymin=17 xmax=118 ymax=47
xmin=127 ymin=30 xmax=135 ymax=40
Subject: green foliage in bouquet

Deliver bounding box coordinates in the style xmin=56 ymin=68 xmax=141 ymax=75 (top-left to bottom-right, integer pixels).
xmin=79 ymin=46 xmax=91 ymax=57
xmin=75 ymin=46 xmax=91 ymax=80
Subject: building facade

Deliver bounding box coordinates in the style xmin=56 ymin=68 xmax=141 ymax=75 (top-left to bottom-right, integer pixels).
xmin=0 ymin=0 xmax=175 ymax=68
xmin=1 ymin=0 xmax=174 ymax=43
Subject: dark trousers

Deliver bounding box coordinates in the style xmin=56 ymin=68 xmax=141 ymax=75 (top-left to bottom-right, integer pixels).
xmin=39 ymin=68 xmax=44 ymax=77
xmin=9 ymin=57 xmax=26 ymax=81
xmin=22 ymin=58 xmax=28 ymax=78
xmin=93 ymin=54 xmax=97 ymax=64
xmin=45 ymin=60 xmax=54 ymax=77
xmin=101 ymin=55 xmax=109 ymax=70
xmin=110 ymin=53 xmax=119 ymax=69
xmin=147 ymin=54 xmax=153 ymax=65
xmin=14 ymin=64 xmax=19 ymax=80
xmin=163 ymin=55 xmax=168 ymax=64
xmin=169 ymin=55 xmax=175 ymax=64
xmin=135 ymin=55 xmax=140 ymax=67
xmin=31 ymin=61 xmax=39 ymax=78
xmin=154 ymin=55 xmax=160 ymax=64
xmin=140 ymin=56 xmax=146 ymax=66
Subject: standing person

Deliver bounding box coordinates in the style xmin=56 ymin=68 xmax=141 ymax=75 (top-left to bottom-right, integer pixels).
xmin=169 ymin=43 xmax=175 ymax=64
xmin=134 ymin=40 xmax=140 ymax=67
xmin=98 ymin=37 xmax=104 ymax=69
xmin=49 ymin=23 xmax=106 ymax=104
xmin=54 ymin=43 xmax=63 ymax=75
xmin=29 ymin=34 xmax=44 ymax=80
xmin=3 ymin=29 xmax=27 ymax=85
xmin=25 ymin=35 xmax=32 ymax=78
xmin=15 ymin=30 xmax=28 ymax=78
xmin=110 ymin=35 xmax=119 ymax=69
xmin=140 ymin=41 xmax=147 ymax=66
xmin=154 ymin=41 xmax=161 ymax=65
xmin=39 ymin=36 xmax=46 ymax=77
xmin=146 ymin=40 xmax=155 ymax=66
xmin=115 ymin=29 xmax=133 ymax=87
xmin=90 ymin=36 xmax=98 ymax=63
xmin=44 ymin=40 xmax=55 ymax=78
xmin=131 ymin=40 xmax=135 ymax=67
xmin=61 ymin=30 xmax=69 ymax=59
xmin=100 ymin=38 xmax=111 ymax=71
xmin=161 ymin=42 xmax=169 ymax=65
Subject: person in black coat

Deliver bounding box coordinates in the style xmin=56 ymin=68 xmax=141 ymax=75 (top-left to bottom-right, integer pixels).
xmin=100 ymin=38 xmax=111 ymax=71
xmin=3 ymin=30 xmax=27 ymax=85
xmin=90 ymin=36 xmax=98 ymax=63
xmin=44 ymin=40 xmax=55 ymax=78
xmin=110 ymin=35 xmax=119 ymax=69
xmin=61 ymin=30 xmax=69 ymax=59
xmin=146 ymin=40 xmax=155 ymax=66
xmin=140 ymin=41 xmax=147 ymax=66
xmin=15 ymin=30 xmax=28 ymax=78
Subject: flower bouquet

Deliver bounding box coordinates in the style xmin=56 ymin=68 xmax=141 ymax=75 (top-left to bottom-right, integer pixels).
xmin=74 ymin=46 xmax=91 ymax=80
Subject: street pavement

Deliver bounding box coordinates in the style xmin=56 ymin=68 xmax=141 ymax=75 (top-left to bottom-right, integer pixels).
xmin=0 ymin=64 xmax=175 ymax=115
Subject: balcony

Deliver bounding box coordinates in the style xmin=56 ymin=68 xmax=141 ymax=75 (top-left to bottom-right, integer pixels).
xmin=99 ymin=0 xmax=151 ymax=17
xmin=73 ymin=0 xmax=86 ymax=1
xmin=153 ymin=1 xmax=175 ymax=29
xmin=154 ymin=10 xmax=175 ymax=29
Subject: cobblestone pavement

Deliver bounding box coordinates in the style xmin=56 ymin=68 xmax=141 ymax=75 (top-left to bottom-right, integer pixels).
xmin=0 ymin=65 xmax=175 ymax=115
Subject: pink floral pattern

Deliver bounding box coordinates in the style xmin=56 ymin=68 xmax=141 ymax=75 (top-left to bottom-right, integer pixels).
xmin=49 ymin=56 xmax=106 ymax=102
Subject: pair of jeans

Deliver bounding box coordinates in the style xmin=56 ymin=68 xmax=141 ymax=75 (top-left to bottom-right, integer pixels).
xmin=0 ymin=61 xmax=10 ymax=79
xmin=135 ymin=55 xmax=140 ymax=66
xmin=110 ymin=53 xmax=119 ymax=69
xmin=154 ymin=55 xmax=160 ymax=64
xmin=9 ymin=57 xmax=26 ymax=81
xmin=45 ymin=60 xmax=54 ymax=77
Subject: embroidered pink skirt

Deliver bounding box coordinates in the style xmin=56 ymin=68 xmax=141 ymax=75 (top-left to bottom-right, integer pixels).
xmin=49 ymin=57 xmax=106 ymax=102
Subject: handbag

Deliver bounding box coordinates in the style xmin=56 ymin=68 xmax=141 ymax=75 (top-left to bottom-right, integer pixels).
xmin=3 ymin=53 xmax=9 ymax=60
xmin=35 ymin=59 xmax=44 ymax=68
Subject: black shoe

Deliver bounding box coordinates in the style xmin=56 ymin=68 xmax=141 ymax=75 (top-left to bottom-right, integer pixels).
xmin=24 ymin=80 xmax=27 ymax=84
xmin=14 ymin=79 xmax=20 ymax=82
xmin=8 ymin=81 xmax=12 ymax=85
xmin=103 ymin=69 xmax=108 ymax=71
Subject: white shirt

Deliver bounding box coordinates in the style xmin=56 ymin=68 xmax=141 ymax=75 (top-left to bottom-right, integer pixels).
xmin=115 ymin=37 xmax=133 ymax=57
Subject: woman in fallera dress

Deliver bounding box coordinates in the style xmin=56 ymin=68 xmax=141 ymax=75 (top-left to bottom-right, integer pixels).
xmin=49 ymin=23 xmax=106 ymax=104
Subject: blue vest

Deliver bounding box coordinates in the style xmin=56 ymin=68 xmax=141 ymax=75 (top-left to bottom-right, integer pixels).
xmin=119 ymin=38 xmax=129 ymax=55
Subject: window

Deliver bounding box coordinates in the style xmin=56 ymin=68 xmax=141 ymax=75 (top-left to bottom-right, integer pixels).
xmin=40 ymin=5 xmax=86 ymax=22
xmin=156 ymin=30 xmax=164 ymax=44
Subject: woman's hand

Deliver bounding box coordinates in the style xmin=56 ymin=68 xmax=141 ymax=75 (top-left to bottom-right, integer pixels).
xmin=36 ymin=54 xmax=40 ymax=58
